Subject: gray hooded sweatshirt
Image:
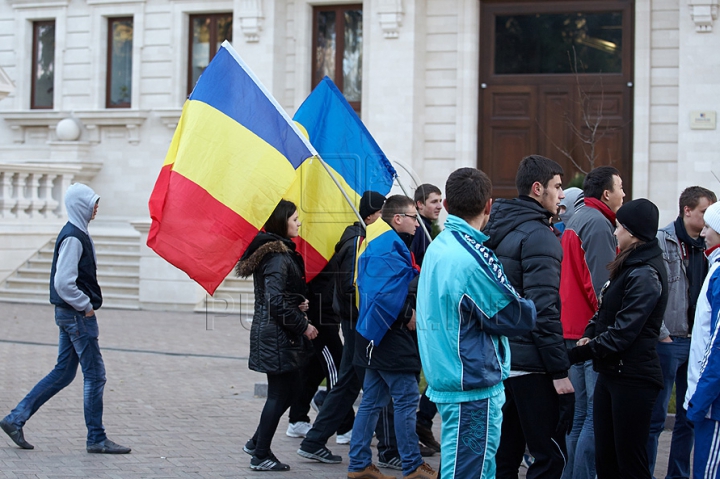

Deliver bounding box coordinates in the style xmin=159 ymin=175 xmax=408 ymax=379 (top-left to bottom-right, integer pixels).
xmin=54 ymin=183 xmax=100 ymax=313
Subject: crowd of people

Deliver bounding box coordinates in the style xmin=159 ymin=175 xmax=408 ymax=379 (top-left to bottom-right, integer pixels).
xmin=2 ymin=155 xmax=720 ymax=479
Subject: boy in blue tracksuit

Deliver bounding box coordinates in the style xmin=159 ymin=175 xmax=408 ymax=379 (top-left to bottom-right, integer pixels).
xmin=416 ymin=168 xmax=537 ymax=478
xmin=685 ymin=201 xmax=720 ymax=478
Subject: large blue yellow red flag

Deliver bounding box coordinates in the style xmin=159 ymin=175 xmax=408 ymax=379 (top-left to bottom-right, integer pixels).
xmin=355 ymin=219 xmax=418 ymax=345
xmin=147 ymin=41 xmax=317 ymax=294
xmin=290 ymin=77 xmax=397 ymax=280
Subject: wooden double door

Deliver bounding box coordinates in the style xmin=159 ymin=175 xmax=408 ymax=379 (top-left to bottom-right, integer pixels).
xmin=478 ymin=0 xmax=635 ymax=198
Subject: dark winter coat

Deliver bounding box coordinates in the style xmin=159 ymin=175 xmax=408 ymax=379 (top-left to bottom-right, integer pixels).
xmin=236 ymin=232 xmax=312 ymax=375
xmin=330 ymin=222 xmax=365 ymax=324
xmin=569 ymin=239 xmax=668 ymax=388
xmin=483 ymin=196 xmax=570 ymax=378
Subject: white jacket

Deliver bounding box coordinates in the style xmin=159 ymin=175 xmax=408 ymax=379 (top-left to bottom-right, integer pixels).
xmin=685 ymin=246 xmax=720 ymax=410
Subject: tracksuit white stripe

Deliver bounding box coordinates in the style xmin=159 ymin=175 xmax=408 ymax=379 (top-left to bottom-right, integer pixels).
xmin=706 ymin=421 xmax=720 ymax=479
xmin=321 ymin=346 xmax=338 ymax=387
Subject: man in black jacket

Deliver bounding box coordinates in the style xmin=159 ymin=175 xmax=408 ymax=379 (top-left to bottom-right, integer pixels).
xmin=297 ymin=191 xmax=402 ymax=469
xmin=484 ymin=155 xmax=574 ymax=479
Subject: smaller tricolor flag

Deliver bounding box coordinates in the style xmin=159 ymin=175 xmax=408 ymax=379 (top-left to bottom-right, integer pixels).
xmin=290 ymin=77 xmax=396 ymax=280
xmin=355 ymin=219 xmax=418 ymax=345
xmin=147 ymin=41 xmax=317 ymax=294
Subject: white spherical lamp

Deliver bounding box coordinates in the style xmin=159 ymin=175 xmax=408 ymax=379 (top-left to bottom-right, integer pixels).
xmin=56 ymin=118 xmax=81 ymax=141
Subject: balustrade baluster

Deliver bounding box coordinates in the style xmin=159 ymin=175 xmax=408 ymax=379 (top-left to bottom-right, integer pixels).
xmin=0 ymin=172 xmax=15 ymax=218
xmin=27 ymin=173 xmax=42 ymax=218
xmin=12 ymin=172 xmax=31 ymax=218
xmin=40 ymin=174 xmax=59 ymax=218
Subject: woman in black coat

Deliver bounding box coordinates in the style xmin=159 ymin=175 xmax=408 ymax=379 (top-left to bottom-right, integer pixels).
xmin=235 ymin=199 xmax=318 ymax=471
xmin=569 ymin=199 xmax=668 ymax=479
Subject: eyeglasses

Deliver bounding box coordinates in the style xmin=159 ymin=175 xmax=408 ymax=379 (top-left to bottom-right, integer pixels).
xmin=398 ymin=213 xmax=418 ymax=220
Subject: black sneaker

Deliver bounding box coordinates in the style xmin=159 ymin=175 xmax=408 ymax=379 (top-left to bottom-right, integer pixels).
xmin=86 ymin=438 xmax=131 ymax=454
xmin=0 ymin=418 xmax=34 ymax=450
xmin=416 ymin=423 xmax=441 ymax=453
xmin=296 ymin=444 xmax=342 ymax=464
xmin=377 ymin=455 xmax=403 ymax=470
xmin=250 ymin=453 xmax=290 ymax=471
xmin=419 ymin=443 xmax=436 ymax=457
xmin=243 ymin=438 xmax=256 ymax=456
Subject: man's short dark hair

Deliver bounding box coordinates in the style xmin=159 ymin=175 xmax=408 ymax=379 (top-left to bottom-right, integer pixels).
xmin=381 ymin=195 xmax=415 ymax=223
xmin=445 ymin=168 xmax=492 ymax=220
xmin=679 ymin=186 xmax=717 ymax=216
xmin=515 ymin=155 xmax=564 ymax=196
xmin=264 ymin=199 xmax=297 ymax=237
xmin=583 ymin=166 xmax=621 ymax=200
xmin=414 ymin=183 xmax=442 ymax=204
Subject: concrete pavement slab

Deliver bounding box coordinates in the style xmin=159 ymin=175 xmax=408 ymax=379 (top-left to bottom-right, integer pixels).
xmin=0 ymin=303 xmax=672 ymax=478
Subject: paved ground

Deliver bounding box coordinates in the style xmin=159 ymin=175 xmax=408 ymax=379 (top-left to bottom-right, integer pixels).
xmin=0 ymin=303 xmax=672 ymax=478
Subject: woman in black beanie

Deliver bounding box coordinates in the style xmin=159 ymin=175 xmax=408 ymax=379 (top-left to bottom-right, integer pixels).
xmin=569 ymin=198 xmax=668 ymax=479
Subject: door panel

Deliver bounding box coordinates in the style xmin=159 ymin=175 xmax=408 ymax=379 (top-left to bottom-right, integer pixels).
xmin=483 ymin=85 xmax=538 ymax=198
xmin=478 ymin=0 xmax=634 ymax=198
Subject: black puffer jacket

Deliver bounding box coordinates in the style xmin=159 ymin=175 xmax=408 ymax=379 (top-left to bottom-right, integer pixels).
xmin=484 ymin=196 xmax=570 ymax=378
xmin=236 ymin=232 xmax=312 ymax=374
xmin=569 ymin=240 xmax=668 ymax=388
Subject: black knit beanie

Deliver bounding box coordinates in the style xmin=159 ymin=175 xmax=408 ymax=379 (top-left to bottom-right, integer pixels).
xmin=359 ymin=191 xmax=386 ymax=219
xmin=615 ymin=198 xmax=659 ymax=243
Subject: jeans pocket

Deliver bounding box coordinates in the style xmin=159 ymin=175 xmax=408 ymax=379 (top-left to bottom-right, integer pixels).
xmin=78 ymin=315 xmax=100 ymax=339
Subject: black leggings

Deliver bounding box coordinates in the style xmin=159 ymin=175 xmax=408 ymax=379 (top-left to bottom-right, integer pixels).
xmin=593 ymin=374 xmax=660 ymax=479
xmin=251 ymin=370 xmax=302 ymax=458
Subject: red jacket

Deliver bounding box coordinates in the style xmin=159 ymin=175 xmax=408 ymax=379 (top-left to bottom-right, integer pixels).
xmin=560 ymin=198 xmax=617 ymax=339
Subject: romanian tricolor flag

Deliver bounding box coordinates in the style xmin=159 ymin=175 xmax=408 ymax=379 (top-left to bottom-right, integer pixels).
xmin=290 ymin=77 xmax=396 ymax=280
xmin=355 ymin=219 xmax=418 ymax=345
xmin=147 ymin=41 xmax=317 ymax=294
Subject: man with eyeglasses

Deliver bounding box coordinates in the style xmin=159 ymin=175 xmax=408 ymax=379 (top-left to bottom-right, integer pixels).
xmin=348 ymin=195 xmax=438 ymax=479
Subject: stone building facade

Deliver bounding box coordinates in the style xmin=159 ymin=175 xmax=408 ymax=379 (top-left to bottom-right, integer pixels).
xmin=1 ymin=0 xmax=719 ymax=310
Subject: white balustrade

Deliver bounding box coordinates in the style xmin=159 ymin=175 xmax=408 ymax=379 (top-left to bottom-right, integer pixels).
xmin=0 ymin=163 xmax=80 ymax=220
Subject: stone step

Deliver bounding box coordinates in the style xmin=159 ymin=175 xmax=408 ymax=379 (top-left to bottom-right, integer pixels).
xmin=0 ymin=232 xmax=142 ymax=310
xmin=26 ymin=257 xmax=140 ymax=275
xmin=0 ymin=288 xmax=139 ymax=310
xmin=36 ymin=250 xmax=139 ymax=263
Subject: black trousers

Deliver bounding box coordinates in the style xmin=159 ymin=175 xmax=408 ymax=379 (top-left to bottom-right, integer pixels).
xmin=594 ymin=374 xmax=660 ymax=479
xmin=417 ymin=391 xmax=437 ymax=429
xmin=496 ymin=374 xmax=567 ymax=479
xmin=252 ymin=370 xmax=302 ymax=458
xmin=289 ymin=323 xmax=349 ymax=426
xmin=300 ymin=319 xmax=398 ymax=460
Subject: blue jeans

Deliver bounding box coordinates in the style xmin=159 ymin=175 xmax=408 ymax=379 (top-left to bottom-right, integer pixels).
xmin=348 ymin=368 xmax=423 ymax=476
xmin=647 ymin=337 xmax=693 ymax=479
xmin=4 ymin=307 xmax=107 ymax=445
xmin=563 ymin=356 xmax=597 ymax=479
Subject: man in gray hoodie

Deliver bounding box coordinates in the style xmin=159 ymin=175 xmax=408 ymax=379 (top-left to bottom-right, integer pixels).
xmin=0 ymin=183 xmax=130 ymax=454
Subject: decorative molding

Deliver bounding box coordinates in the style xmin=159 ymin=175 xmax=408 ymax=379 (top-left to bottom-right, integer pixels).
xmin=238 ymin=0 xmax=264 ymax=42
xmin=689 ymin=0 xmax=719 ymax=32
xmin=86 ymin=0 xmax=144 ymax=4
xmin=8 ymin=0 xmax=68 ymax=8
xmin=73 ymin=110 xmax=149 ymax=145
xmin=2 ymin=111 xmax=67 ymax=144
xmin=154 ymin=108 xmax=183 ymax=130
xmin=378 ymin=0 xmax=403 ymax=39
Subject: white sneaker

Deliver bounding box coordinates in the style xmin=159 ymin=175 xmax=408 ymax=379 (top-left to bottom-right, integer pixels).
xmin=286 ymin=421 xmax=312 ymax=438
xmin=335 ymin=430 xmax=352 ymax=445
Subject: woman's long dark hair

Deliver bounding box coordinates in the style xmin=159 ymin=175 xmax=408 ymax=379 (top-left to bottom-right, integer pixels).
xmin=264 ymin=199 xmax=297 ymax=238
xmin=607 ymin=240 xmax=643 ymax=280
